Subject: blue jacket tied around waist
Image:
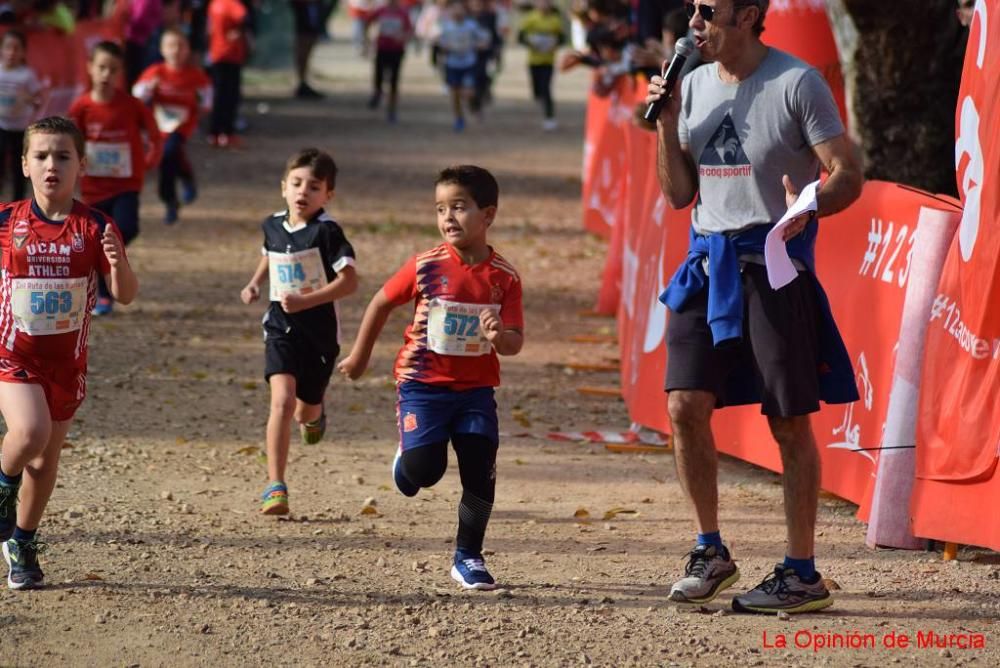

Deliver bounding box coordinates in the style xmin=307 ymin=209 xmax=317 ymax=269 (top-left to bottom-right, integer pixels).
xmin=659 ymin=221 xmax=859 ymax=407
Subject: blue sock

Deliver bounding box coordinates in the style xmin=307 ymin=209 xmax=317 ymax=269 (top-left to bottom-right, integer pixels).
xmin=696 ymin=531 xmax=723 ymax=549
xmin=783 ymin=556 xmax=817 ymax=581
xmin=0 ymin=465 xmax=22 ymax=486
xmin=12 ymin=526 xmax=36 ymax=543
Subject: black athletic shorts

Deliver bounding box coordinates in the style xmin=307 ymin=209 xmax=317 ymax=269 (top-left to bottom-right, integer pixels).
xmin=264 ymin=333 xmax=338 ymax=405
xmin=664 ymin=262 xmax=821 ymax=417
xmin=290 ymin=0 xmax=324 ymax=36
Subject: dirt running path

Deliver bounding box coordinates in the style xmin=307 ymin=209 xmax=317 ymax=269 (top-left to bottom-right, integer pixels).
xmin=1 ymin=30 xmax=997 ymax=668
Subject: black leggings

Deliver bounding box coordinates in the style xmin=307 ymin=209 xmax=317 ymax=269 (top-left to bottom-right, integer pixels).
xmin=159 ymin=132 xmax=194 ymax=206
xmin=400 ymin=433 xmax=497 ymax=554
xmin=210 ymin=63 xmax=242 ymax=136
xmin=529 ymin=64 xmax=554 ymax=119
xmin=374 ymin=49 xmax=404 ymax=97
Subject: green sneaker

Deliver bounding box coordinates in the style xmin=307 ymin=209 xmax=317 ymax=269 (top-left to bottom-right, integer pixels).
xmin=3 ymin=537 xmax=46 ymax=590
xmin=300 ymin=411 xmax=326 ymax=445
xmin=0 ymin=477 xmax=19 ymax=541
xmin=260 ymin=481 xmax=289 ymax=515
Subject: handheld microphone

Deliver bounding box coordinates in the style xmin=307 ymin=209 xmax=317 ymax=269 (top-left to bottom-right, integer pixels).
xmin=643 ymin=37 xmax=694 ymax=123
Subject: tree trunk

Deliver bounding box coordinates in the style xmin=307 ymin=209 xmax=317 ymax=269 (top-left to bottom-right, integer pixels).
xmin=833 ymin=0 xmax=967 ymax=196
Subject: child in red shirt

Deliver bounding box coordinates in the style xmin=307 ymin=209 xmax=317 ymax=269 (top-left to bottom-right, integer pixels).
xmin=68 ymin=40 xmax=161 ymax=315
xmin=0 ymin=116 xmax=139 ymax=590
xmin=339 ymin=165 xmax=524 ymax=591
xmin=207 ymin=0 xmax=249 ymax=147
xmin=366 ymin=0 xmax=413 ymax=123
xmin=133 ymin=28 xmax=212 ymax=224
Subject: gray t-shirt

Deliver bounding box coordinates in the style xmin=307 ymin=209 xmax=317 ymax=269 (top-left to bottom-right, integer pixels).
xmin=678 ymin=48 xmax=844 ymax=234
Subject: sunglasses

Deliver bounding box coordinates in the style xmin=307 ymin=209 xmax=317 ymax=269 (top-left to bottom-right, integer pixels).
xmin=684 ymin=1 xmax=757 ymax=22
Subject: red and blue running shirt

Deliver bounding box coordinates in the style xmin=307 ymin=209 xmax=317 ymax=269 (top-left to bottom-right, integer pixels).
xmin=0 ymin=200 xmax=120 ymax=367
xmin=382 ymin=243 xmax=523 ymax=390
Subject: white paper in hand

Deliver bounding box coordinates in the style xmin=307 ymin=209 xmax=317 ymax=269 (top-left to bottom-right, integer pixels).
xmin=764 ymin=179 xmax=820 ymax=289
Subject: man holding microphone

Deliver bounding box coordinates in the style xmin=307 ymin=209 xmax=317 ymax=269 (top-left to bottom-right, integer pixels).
xmin=645 ymin=0 xmax=863 ymax=614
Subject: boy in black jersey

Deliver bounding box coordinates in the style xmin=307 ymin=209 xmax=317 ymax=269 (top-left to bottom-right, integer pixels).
xmin=240 ymin=148 xmax=358 ymax=515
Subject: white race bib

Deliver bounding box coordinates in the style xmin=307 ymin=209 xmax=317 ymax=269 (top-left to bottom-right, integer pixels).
xmin=379 ymin=16 xmax=405 ymax=39
xmin=86 ymin=141 xmax=133 ymax=178
xmin=426 ymin=298 xmax=497 ymax=356
xmin=153 ymin=104 xmax=189 ymax=133
xmin=268 ymin=248 xmax=328 ymax=301
xmin=11 ymin=276 xmax=88 ymax=336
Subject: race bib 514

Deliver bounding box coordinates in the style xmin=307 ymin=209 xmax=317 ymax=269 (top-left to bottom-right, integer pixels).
xmin=268 ymin=248 xmax=328 ymax=301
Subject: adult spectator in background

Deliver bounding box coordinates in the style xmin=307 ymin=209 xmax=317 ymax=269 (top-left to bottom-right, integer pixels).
xmin=646 ymin=0 xmax=863 ymax=614
xmin=290 ymin=0 xmax=325 ymax=98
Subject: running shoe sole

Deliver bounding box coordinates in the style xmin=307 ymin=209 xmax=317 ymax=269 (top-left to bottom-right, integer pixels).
xmin=260 ymin=498 xmax=289 ymax=515
xmin=668 ymin=568 xmax=741 ymax=604
xmin=450 ymin=565 xmax=497 ymax=591
xmin=3 ymin=541 xmax=43 ymax=591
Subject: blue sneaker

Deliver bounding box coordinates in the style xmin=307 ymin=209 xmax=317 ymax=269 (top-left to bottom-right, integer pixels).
xmin=392 ymin=447 xmax=418 ymax=497
xmin=0 ymin=477 xmax=19 ymax=541
xmin=450 ymin=551 xmax=497 ymax=590
xmin=453 ymin=117 xmax=465 ymax=133
xmin=181 ymin=179 xmax=198 ymax=205
xmin=164 ymin=202 xmax=179 ymax=225
xmin=91 ymin=297 xmax=113 ymax=316
xmin=3 ymin=537 xmax=46 ymax=590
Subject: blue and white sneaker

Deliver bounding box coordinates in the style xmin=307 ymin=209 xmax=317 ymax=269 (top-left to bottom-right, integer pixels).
xmin=450 ymin=551 xmax=497 ymax=590
xmin=181 ymin=179 xmax=198 ymax=205
xmin=392 ymin=447 xmax=418 ymax=497
xmin=3 ymin=537 xmax=46 ymax=590
xmin=91 ymin=297 xmax=113 ymax=316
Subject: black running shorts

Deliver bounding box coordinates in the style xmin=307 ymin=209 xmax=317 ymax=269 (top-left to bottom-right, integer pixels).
xmin=264 ymin=334 xmax=338 ymax=406
xmin=664 ymin=263 xmax=822 ymax=417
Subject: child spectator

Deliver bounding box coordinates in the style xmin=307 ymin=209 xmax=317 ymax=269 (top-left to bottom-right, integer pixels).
xmin=240 ymin=148 xmax=358 ymax=516
xmin=366 ymin=0 xmax=413 ymax=123
xmin=0 ymin=116 xmax=138 ymax=590
xmin=133 ymin=28 xmax=213 ymax=224
xmin=68 ymin=40 xmax=162 ymax=316
xmin=0 ymin=30 xmax=42 ymax=201
xmin=338 ymin=165 xmax=524 ymax=590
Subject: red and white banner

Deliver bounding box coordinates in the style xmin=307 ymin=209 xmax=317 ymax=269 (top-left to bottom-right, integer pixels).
xmin=911 ymin=0 xmax=1000 ymax=551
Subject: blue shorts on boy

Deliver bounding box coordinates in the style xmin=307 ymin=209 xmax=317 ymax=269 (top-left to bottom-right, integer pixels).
xmin=396 ymin=381 xmax=498 ymax=451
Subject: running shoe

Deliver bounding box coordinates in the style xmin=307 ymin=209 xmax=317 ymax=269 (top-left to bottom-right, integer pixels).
xmin=91 ymin=297 xmax=113 ymax=316
xmin=260 ymin=481 xmax=289 ymax=515
xmin=732 ymin=565 xmax=833 ymax=614
xmin=300 ymin=411 xmax=326 ymax=445
xmin=3 ymin=537 xmax=46 ymax=590
xmin=0 ymin=477 xmax=19 ymax=541
xmin=668 ymin=543 xmax=740 ymax=604
xmin=181 ymin=179 xmax=198 ymax=205
xmin=450 ymin=550 xmax=496 ymax=590
xmin=164 ymin=202 xmax=179 ymax=225
xmin=296 ymin=83 xmax=325 ymax=100
xmin=453 ymin=117 xmax=465 ymax=133
xmin=391 ymin=447 xmax=418 ymax=497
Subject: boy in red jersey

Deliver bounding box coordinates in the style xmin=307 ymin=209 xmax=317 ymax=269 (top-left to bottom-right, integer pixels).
xmin=133 ymin=29 xmax=213 ymax=225
xmin=68 ymin=40 xmax=161 ymax=316
xmin=0 ymin=116 xmax=138 ymax=590
xmin=338 ymin=165 xmax=523 ymax=590
xmin=207 ymin=0 xmax=249 ymax=148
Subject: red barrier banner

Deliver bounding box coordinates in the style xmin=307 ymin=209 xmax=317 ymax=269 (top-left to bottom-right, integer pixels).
xmin=581 ymin=77 xmax=633 ymax=239
xmin=912 ymin=0 xmax=1000 ymax=551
